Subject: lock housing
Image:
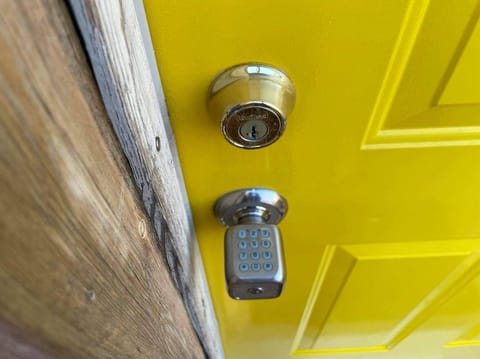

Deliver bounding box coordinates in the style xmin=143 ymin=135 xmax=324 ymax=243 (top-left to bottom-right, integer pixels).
xmin=214 ymin=188 xmax=288 ymax=299
xmin=208 ymin=63 xmax=295 ymax=149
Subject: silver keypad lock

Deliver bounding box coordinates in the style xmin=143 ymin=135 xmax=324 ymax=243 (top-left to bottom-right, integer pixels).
xmin=214 ymin=188 xmax=288 ymax=299
xmin=208 ymin=64 xmax=295 ymax=149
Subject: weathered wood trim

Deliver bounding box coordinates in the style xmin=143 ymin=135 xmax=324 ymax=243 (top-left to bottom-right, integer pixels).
xmin=0 ymin=0 xmax=204 ymax=357
xmin=68 ymin=1 xmax=223 ymax=357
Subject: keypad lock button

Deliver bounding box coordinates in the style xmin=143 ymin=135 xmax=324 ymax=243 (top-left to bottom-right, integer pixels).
xmin=261 ymin=229 xmax=271 ymax=238
xmin=251 ymin=263 xmax=261 ymax=272
xmin=215 ymin=188 xmax=288 ymax=300
xmin=264 ymin=263 xmax=274 ymax=272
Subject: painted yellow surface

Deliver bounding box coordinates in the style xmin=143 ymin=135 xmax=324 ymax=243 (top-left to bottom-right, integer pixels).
xmin=143 ymin=0 xmax=480 ymax=358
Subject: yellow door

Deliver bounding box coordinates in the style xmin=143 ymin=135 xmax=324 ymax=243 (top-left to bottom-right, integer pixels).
xmin=143 ymin=0 xmax=480 ymax=358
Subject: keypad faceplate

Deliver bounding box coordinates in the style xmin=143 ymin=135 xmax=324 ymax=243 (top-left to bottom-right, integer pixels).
xmin=230 ymin=226 xmax=277 ymax=275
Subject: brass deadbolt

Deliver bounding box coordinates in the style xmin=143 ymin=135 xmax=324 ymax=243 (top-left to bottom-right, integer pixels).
xmin=207 ymin=63 xmax=295 ymax=149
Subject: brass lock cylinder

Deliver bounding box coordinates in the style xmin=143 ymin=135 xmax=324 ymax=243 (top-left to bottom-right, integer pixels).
xmin=207 ymin=63 xmax=295 ymax=149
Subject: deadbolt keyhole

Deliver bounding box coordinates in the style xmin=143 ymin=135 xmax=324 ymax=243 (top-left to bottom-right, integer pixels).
xmin=239 ymin=119 xmax=268 ymax=142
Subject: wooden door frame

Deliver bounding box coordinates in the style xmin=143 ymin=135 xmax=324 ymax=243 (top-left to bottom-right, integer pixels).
xmin=68 ymin=1 xmax=222 ymax=357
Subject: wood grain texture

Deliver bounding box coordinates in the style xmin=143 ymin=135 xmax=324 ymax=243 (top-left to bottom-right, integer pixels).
xmin=68 ymin=1 xmax=223 ymax=358
xmin=0 ymin=0 xmax=204 ymax=358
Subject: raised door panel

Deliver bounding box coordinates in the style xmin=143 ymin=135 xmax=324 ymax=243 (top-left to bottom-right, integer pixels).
xmin=293 ymin=241 xmax=480 ymax=357
xmin=363 ymin=0 xmax=480 ymax=148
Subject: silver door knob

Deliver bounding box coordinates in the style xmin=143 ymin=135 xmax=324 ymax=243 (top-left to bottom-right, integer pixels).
xmin=208 ymin=63 xmax=295 ymax=149
xmin=214 ymin=188 xmax=288 ymax=225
